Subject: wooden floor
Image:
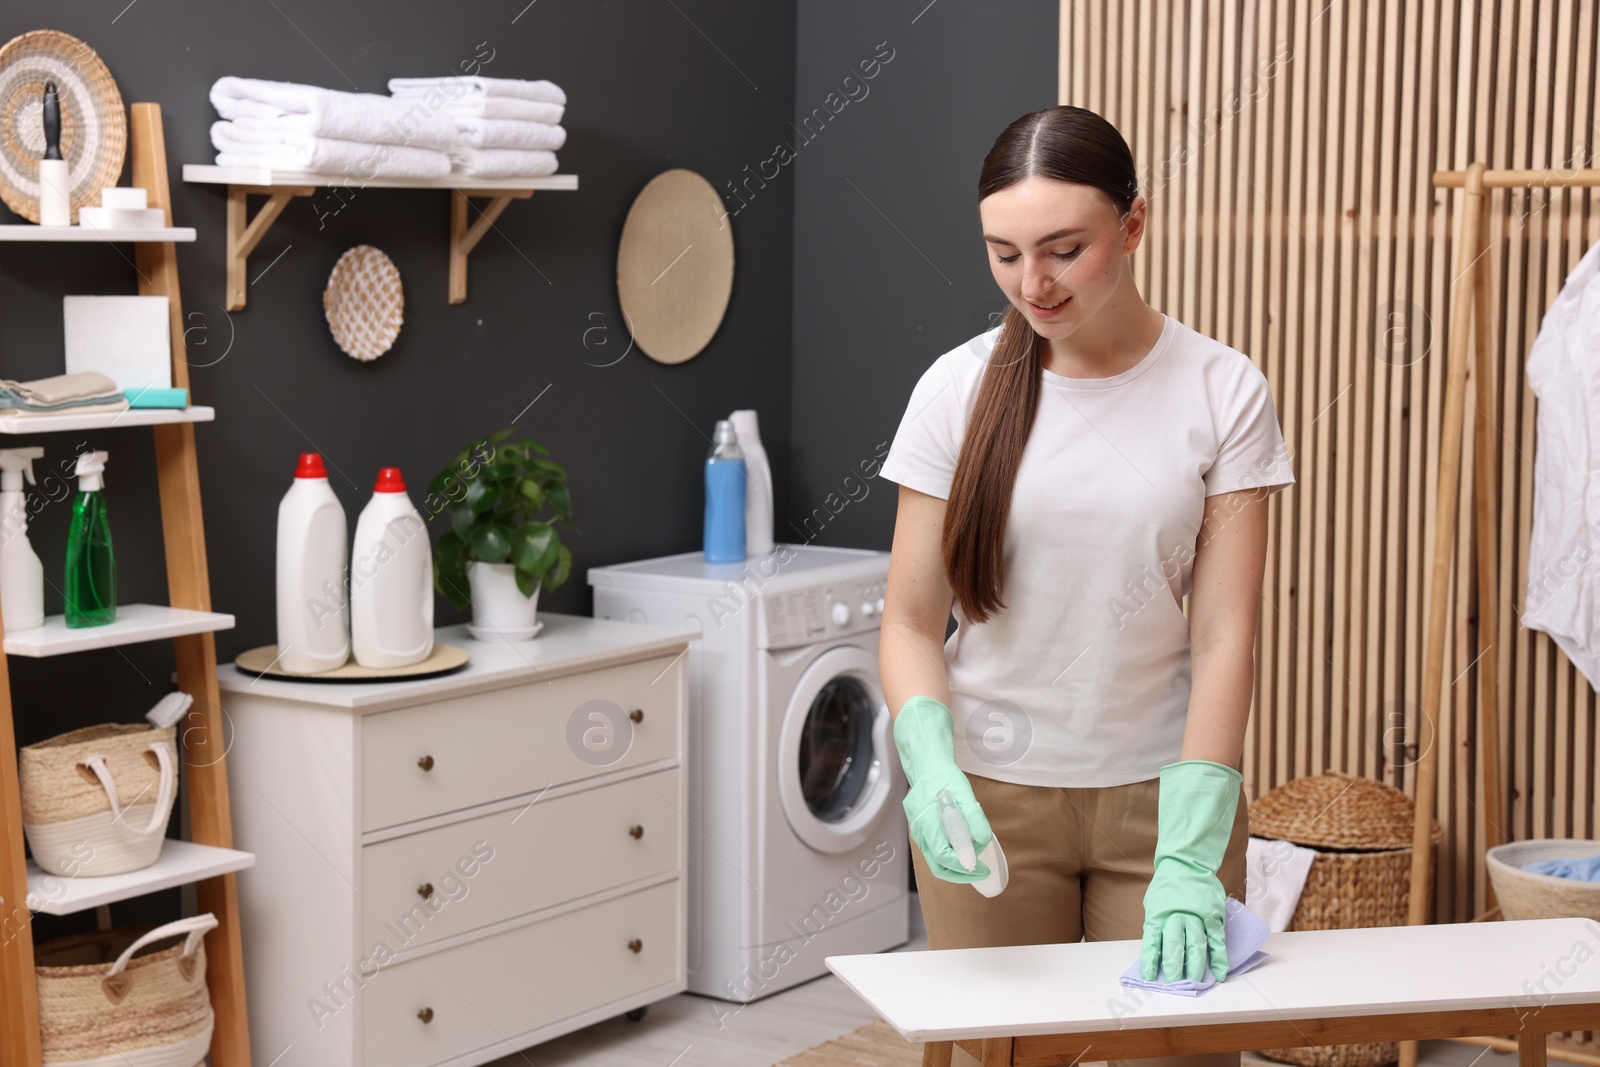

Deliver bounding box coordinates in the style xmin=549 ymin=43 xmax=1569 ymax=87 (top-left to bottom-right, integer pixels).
xmin=479 ymin=898 xmax=1513 ymax=1067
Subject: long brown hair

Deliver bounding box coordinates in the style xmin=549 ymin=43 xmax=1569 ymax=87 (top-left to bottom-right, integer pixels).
xmin=942 ymin=106 xmax=1140 ymax=623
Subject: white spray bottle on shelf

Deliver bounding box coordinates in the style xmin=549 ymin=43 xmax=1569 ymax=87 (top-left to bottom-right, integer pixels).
xmin=728 ymin=409 xmax=773 ymax=559
xmin=0 ymin=448 xmax=45 ymax=631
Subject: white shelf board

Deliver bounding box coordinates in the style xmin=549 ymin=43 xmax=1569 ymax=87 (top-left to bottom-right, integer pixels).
xmin=26 ymin=840 xmax=256 ymax=916
xmin=0 ymin=224 xmax=195 ymax=242
xmin=5 ymin=603 xmax=235 ymax=657
xmin=0 ymin=405 xmax=214 ymax=435
xmin=183 ymin=162 xmax=578 ymax=193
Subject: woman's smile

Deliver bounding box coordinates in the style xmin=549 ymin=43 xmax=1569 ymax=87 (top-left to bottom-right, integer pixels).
xmin=1026 ymin=294 xmax=1070 ymax=318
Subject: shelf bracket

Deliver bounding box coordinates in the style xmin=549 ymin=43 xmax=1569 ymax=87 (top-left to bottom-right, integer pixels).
xmin=450 ymin=188 xmax=534 ymax=305
xmin=225 ymin=184 xmax=314 ymax=311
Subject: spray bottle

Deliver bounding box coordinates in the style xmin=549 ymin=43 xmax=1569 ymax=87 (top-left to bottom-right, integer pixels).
xmin=65 ymin=450 xmax=115 ymax=628
xmin=703 ymin=420 xmax=746 ymax=563
xmin=0 ymin=448 xmax=44 ymax=631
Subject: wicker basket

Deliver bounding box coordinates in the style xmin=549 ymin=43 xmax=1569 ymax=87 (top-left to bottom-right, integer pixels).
xmin=35 ymin=914 xmax=216 ymax=1066
xmin=1251 ymin=771 xmax=1443 ymax=1067
xmin=1486 ymin=839 xmax=1600 ymax=1048
xmin=1486 ymin=839 xmax=1600 ymax=922
xmin=20 ymin=723 xmax=178 ymax=877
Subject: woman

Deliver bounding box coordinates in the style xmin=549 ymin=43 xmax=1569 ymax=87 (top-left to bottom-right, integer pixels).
xmin=878 ymin=106 xmax=1294 ymax=1067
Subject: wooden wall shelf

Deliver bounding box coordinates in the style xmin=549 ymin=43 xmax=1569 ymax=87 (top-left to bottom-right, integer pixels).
xmin=181 ymin=164 xmax=578 ymax=309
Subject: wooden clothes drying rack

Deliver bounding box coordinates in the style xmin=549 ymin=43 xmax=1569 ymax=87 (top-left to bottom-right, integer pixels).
xmin=1401 ymin=162 xmax=1600 ymax=1067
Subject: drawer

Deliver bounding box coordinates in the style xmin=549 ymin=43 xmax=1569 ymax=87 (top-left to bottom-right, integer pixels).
xmin=360 ymin=767 xmax=681 ymax=951
xmin=361 ymin=879 xmax=680 ymax=1067
xmin=361 ymin=653 xmax=683 ymax=830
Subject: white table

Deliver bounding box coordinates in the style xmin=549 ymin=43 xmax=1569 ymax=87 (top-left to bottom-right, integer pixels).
xmin=828 ymin=918 xmax=1600 ymax=1066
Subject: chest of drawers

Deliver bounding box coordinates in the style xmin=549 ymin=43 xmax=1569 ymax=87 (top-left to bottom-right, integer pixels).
xmin=218 ymin=615 xmax=695 ymax=1067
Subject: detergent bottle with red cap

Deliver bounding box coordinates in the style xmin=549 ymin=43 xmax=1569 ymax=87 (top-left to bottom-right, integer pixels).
xmin=350 ymin=466 xmax=434 ymax=668
xmin=275 ymin=452 xmax=350 ymax=672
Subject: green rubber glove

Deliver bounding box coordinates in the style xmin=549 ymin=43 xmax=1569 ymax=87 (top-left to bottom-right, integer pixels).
xmin=893 ymin=696 xmax=994 ymax=884
xmin=1139 ymin=759 xmax=1242 ymax=983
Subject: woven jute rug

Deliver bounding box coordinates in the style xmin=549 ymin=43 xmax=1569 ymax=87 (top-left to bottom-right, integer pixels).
xmin=772 ymin=1021 xmax=919 ymax=1067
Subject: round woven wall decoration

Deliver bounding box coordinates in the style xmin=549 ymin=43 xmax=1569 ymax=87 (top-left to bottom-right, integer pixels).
xmin=616 ymin=169 xmax=734 ymax=365
xmin=0 ymin=30 xmax=126 ymax=224
xmin=323 ymin=245 xmax=404 ymax=362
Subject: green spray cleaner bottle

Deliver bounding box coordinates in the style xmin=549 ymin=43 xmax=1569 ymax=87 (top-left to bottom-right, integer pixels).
xmin=65 ymin=449 xmax=114 ymax=627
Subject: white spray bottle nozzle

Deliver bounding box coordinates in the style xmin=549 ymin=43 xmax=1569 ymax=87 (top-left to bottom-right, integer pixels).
xmin=936 ymin=787 xmax=978 ymax=872
xmin=0 ymin=448 xmax=43 ymax=492
xmin=74 ymin=450 xmax=108 ymax=492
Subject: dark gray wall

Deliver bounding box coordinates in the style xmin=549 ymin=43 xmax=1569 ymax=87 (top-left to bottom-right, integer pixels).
xmin=0 ymin=0 xmax=795 ymax=936
xmin=788 ymin=0 xmax=1058 ymax=550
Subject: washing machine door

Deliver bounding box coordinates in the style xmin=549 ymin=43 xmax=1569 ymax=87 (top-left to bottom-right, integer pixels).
xmin=777 ymin=645 xmax=894 ymax=854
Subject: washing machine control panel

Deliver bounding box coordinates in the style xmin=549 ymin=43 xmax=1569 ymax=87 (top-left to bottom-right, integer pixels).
xmin=761 ymin=574 xmax=888 ymax=649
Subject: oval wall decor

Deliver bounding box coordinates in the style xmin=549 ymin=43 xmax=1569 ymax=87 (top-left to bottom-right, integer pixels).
xmin=323 ymin=245 xmax=404 ymax=362
xmin=616 ymin=168 xmax=734 ymax=365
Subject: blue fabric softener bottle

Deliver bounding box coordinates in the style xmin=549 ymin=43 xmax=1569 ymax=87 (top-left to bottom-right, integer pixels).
xmin=704 ymin=419 xmax=746 ymax=562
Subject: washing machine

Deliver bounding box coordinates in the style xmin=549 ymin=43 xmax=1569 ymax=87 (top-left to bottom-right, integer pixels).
xmin=588 ymin=543 xmax=909 ymax=1002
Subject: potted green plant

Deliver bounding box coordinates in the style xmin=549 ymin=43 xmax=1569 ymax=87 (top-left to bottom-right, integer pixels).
xmin=426 ymin=428 xmax=573 ymax=640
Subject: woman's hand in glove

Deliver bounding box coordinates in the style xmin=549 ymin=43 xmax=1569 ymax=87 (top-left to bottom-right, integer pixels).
xmin=1140 ymin=759 xmax=1242 ymax=983
xmin=893 ymin=696 xmax=994 ymax=884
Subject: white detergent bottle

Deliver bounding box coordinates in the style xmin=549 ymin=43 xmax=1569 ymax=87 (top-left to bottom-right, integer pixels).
xmin=350 ymin=466 xmax=433 ymax=668
xmin=0 ymin=448 xmax=45 ymax=631
xmin=729 ymin=409 xmax=774 ymax=558
xmin=275 ymin=452 xmax=350 ymax=672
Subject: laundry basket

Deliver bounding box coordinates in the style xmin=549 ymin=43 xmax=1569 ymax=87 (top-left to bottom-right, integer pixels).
xmin=1249 ymin=770 xmax=1443 ymax=1067
xmin=20 ymin=723 xmax=178 ymax=877
xmin=1485 ymin=839 xmax=1600 ymax=1048
xmin=35 ymin=914 xmax=216 ymax=1067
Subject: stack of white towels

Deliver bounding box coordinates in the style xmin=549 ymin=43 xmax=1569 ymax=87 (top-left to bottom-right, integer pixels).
xmin=389 ymin=76 xmax=566 ymax=179
xmin=207 ymin=75 xmax=567 ymax=181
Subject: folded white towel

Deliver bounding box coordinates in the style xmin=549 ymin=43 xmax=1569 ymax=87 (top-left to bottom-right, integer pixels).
xmin=447 ymin=147 xmax=558 ymax=179
xmin=388 ymin=76 xmax=566 ymax=105
xmin=439 ymin=97 xmax=564 ymax=124
xmin=452 ymin=119 xmax=566 ymax=151
xmin=211 ymin=77 xmax=457 ymax=150
xmin=213 ymin=123 xmax=450 ymax=179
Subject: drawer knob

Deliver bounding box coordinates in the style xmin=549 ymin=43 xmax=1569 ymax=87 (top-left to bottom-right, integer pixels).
xmin=628 ymin=825 xmax=644 ymax=840
xmin=417 ymin=883 xmax=434 ymax=900
xmin=628 ymin=939 xmax=643 ymax=954
xmin=417 ymin=1007 xmax=434 ymax=1024
xmin=628 ymin=708 xmax=644 ymax=724
xmin=417 ymin=755 xmax=435 ymax=772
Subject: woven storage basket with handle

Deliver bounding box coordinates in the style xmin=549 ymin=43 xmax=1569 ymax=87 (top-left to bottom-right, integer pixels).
xmin=1250 ymin=770 xmax=1442 ymax=1067
xmin=35 ymin=914 xmax=216 ymax=1067
xmin=20 ymin=723 xmax=178 ymax=877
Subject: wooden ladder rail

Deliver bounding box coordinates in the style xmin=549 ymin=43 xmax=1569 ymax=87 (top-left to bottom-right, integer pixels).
xmin=132 ymin=101 xmax=252 ymax=1067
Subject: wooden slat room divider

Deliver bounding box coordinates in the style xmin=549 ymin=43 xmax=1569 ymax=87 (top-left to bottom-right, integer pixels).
xmin=1059 ymin=0 xmax=1600 ymax=923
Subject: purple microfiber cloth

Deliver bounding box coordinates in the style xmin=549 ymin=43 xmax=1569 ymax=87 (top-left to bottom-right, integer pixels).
xmin=1118 ymin=897 xmax=1273 ymax=996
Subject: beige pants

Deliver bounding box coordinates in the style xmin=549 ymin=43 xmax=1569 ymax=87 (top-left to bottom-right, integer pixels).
xmin=911 ymin=772 xmax=1250 ymax=1067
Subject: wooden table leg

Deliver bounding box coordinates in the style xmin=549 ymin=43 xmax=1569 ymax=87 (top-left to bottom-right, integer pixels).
xmin=922 ymin=1040 xmax=953 ymax=1067
xmin=1519 ymin=1031 xmax=1549 ymax=1067
xmin=980 ymin=1036 xmax=1014 ymax=1065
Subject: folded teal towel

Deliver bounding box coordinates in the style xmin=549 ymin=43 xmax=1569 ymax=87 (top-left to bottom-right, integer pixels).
xmin=1526 ymin=854 xmax=1600 ymax=881
xmin=126 ymin=387 xmax=189 ymax=409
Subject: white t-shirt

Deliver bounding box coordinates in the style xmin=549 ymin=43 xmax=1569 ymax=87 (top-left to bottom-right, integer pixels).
xmin=880 ymin=314 xmax=1296 ymax=788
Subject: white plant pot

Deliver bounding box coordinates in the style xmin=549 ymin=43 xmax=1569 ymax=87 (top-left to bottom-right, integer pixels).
xmin=466 ymin=561 xmax=542 ymax=641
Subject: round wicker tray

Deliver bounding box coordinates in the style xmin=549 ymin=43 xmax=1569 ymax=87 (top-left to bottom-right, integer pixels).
xmin=233 ymin=643 xmax=468 ymax=683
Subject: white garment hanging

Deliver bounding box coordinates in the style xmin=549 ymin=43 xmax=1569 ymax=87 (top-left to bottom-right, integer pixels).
xmin=1522 ymin=237 xmax=1600 ymax=689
